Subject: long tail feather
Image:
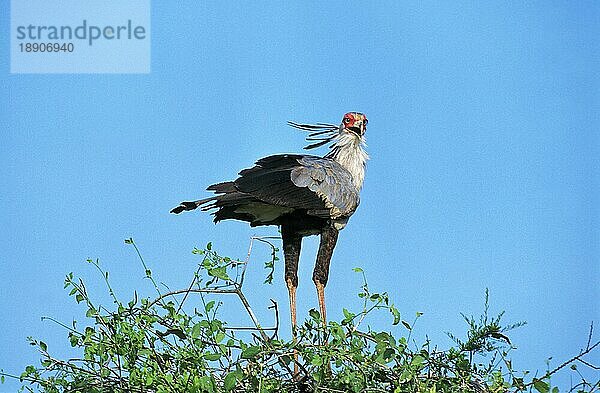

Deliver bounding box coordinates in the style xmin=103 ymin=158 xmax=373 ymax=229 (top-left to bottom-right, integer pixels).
xmin=170 ymin=196 xmax=217 ymax=214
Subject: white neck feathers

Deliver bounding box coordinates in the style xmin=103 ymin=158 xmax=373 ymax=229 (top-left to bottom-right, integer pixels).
xmin=326 ymin=132 xmax=369 ymax=189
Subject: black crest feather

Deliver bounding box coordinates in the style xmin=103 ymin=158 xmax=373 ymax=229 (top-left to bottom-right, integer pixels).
xmin=287 ymin=121 xmax=338 ymax=150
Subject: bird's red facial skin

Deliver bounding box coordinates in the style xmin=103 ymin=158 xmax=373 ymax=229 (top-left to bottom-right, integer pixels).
xmin=343 ymin=113 xmax=356 ymax=128
xmin=342 ymin=112 xmax=368 ymax=132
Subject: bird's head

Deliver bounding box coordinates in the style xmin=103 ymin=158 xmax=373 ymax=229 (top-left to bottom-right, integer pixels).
xmin=341 ymin=112 xmax=368 ymax=138
xmin=287 ymin=112 xmax=368 ymax=150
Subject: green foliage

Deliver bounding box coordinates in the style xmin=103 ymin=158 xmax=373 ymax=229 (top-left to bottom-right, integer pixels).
xmin=3 ymin=240 xmax=598 ymax=393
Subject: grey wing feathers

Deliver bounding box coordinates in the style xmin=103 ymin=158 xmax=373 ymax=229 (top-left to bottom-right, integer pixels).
xmin=290 ymin=156 xmax=360 ymax=218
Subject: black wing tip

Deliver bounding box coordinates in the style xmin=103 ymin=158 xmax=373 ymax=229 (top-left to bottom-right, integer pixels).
xmin=170 ymin=201 xmax=198 ymax=214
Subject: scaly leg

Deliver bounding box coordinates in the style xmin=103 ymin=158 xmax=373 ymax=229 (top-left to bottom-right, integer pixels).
xmin=313 ymin=226 xmax=339 ymax=327
xmin=282 ymin=226 xmax=302 ymax=376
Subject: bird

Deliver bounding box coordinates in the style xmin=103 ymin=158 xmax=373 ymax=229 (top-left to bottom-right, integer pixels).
xmin=170 ymin=112 xmax=368 ymax=333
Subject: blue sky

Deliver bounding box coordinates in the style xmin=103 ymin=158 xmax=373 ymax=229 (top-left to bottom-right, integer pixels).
xmin=1 ymin=1 xmax=598 ymax=390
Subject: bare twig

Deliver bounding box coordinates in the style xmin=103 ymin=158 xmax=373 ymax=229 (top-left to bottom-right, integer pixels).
xmin=40 ymin=316 xmax=84 ymax=337
xmin=524 ymin=340 xmax=600 ymax=389
xmin=269 ymin=299 xmax=280 ymax=339
xmin=176 ymin=264 xmax=202 ymax=314
xmin=148 ymin=288 xmax=237 ymax=308
xmin=235 ymin=288 xmax=267 ymax=340
xmin=577 ymin=358 xmax=600 ymax=370
xmin=223 ymin=326 xmax=277 ymax=331
xmin=239 ymin=236 xmax=256 ymax=287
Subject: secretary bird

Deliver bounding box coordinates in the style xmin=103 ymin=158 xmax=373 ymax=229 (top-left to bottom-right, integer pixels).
xmin=171 ymin=112 xmax=368 ymax=333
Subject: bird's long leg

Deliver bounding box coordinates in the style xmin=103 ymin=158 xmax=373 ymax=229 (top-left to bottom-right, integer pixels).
xmin=282 ymin=226 xmax=302 ymax=376
xmin=313 ymin=226 xmax=339 ymax=327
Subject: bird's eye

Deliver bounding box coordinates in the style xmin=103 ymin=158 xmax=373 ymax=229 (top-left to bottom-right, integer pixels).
xmin=343 ymin=118 xmax=350 ymax=123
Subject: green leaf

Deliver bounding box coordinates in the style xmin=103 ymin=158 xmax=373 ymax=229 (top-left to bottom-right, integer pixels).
xmin=241 ymin=345 xmax=261 ymax=359
xmin=39 ymin=341 xmax=47 ymax=352
xmin=533 ymin=379 xmax=549 ymax=393
xmin=20 ymin=365 xmax=36 ymax=382
xmin=208 ymin=266 xmax=230 ymax=281
xmin=311 ymin=355 xmax=324 ymax=366
xmin=85 ymin=307 xmax=97 ymax=317
xmin=309 ymin=309 xmax=320 ymax=320
xmin=352 ymin=267 xmax=363 ymax=273
xmin=382 ymin=348 xmax=396 ymax=363
xmin=204 ymin=352 xmax=221 ymax=361
xmin=206 ymin=242 xmax=212 ymax=251
xmin=402 ymin=320 xmax=412 ymax=330
xmin=390 ymin=306 xmax=401 ymax=325
xmin=68 ymin=333 xmax=79 ymax=347
xmin=205 ymin=300 xmax=216 ymax=313
xmin=210 ymin=319 xmax=223 ymax=333
xmin=223 ymin=371 xmax=237 ymax=391
xmin=342 ymin=308 xmax=355 ymax=323
xmin=191 ymin=323 xmax=202 ymax=339
xmin=411 ymin=354 xmax=425 ymax=369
